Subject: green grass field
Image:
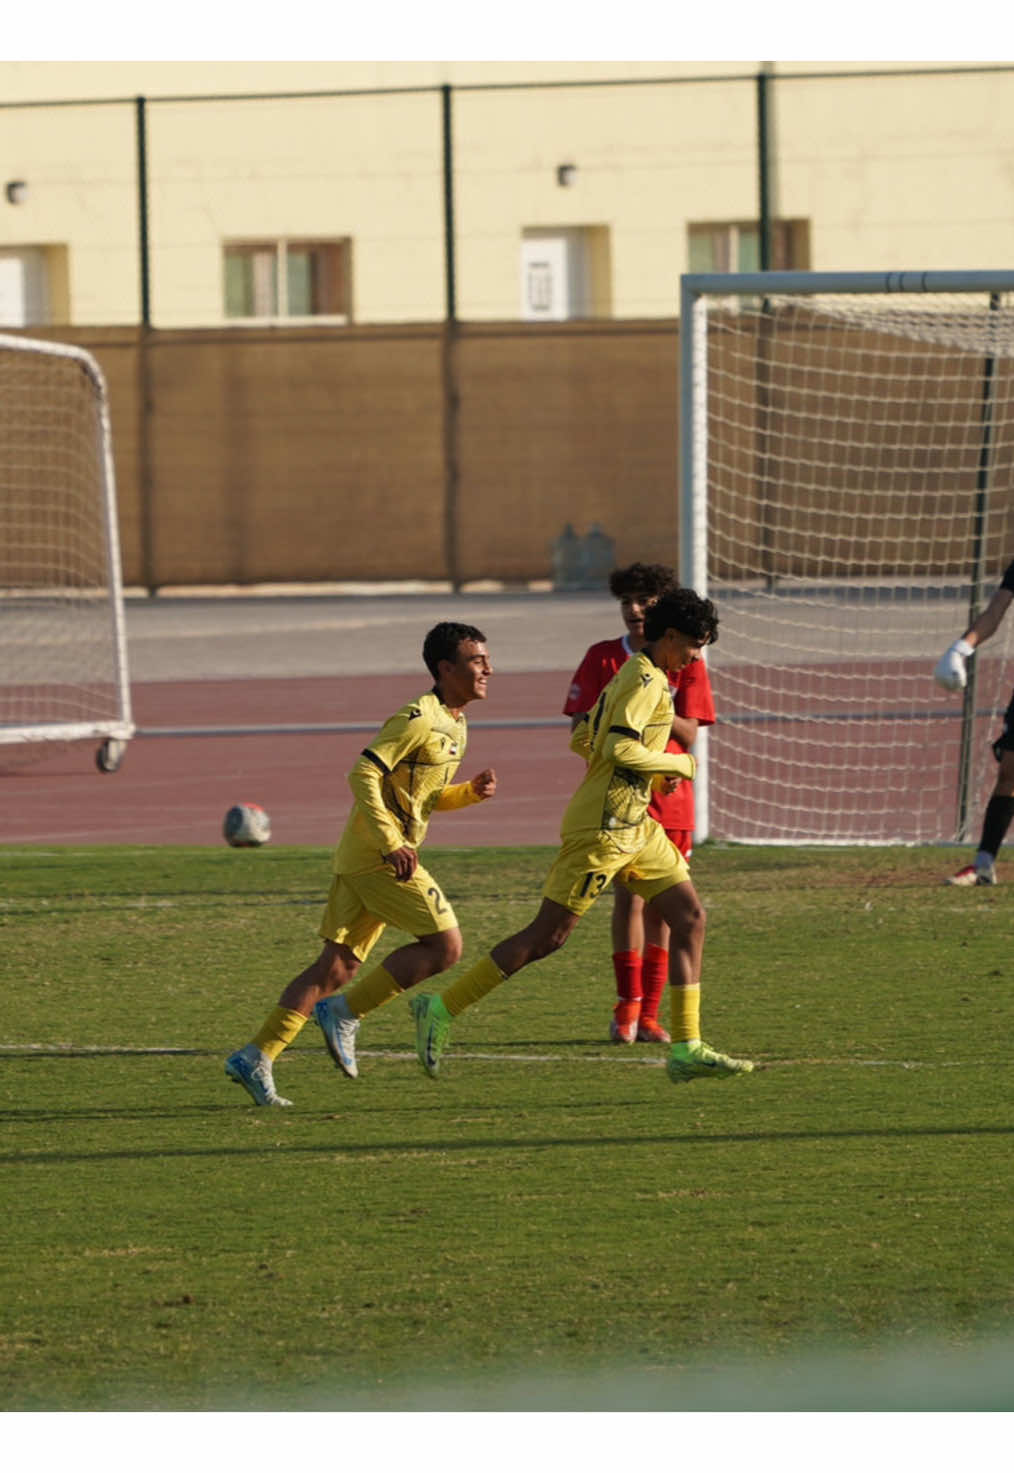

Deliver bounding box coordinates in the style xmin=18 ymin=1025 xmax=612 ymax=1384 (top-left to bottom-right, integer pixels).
xmin=2 ymin=842 xmax=1012 ymax=1413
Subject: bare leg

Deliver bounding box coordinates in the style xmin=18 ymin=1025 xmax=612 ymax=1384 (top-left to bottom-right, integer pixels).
xmin=643 ymin=905 xmax=671 ymax=952
xmin=438 ymin=899 xmax=581 ymax=1021
xmin=340 ymin=928 xmax=465 ymax=1020
xmin=611 ymin=884 xmax=645 ymax=953
xmin=380 ymin=928 xmax=464 ymax=989
xmin=646 ymin=880 xmax=706 ymax=991
xmin=278 ymin=939 xmax=361 ymax=1016
xmin=490 ymin=899 xmax=582 ymax=977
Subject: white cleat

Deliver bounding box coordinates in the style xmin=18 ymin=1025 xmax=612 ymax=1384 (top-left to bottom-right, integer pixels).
xmin=225 ymin=1045 xmax=292 ymax=1106
xmin=314 ymin=994 xmax=360 ymax=1079
xmin=947 ymin=862 xmax=997 ymax=887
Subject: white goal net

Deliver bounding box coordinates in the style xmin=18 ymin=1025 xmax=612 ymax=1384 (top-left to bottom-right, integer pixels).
xmin=0 ymin=333 xmax=133 ymax=771
xmin=680 ymin=271 xmax=1014 ymax=845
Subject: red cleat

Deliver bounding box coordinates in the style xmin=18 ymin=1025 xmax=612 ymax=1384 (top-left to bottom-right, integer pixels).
xmin=635 ymin=1016 xmax=671 ymax=1044
xmin=610 ymin=1000 xmax=640 ymax=1044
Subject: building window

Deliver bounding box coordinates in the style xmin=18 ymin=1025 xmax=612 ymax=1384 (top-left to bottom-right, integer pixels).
xmin=224 ymin=239 xmax=351 ymax=321
xmin=0 ymin=246 xmax=69 ymax=326
xmin=688 ymin=219 xmax=810 ymax=273
xmin=520 ymin=227 xmax=611 ymax=321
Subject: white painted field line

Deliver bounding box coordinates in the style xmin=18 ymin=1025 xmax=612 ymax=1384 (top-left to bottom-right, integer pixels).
xmin=0 ymin=1043 xmax=967 ymax=1069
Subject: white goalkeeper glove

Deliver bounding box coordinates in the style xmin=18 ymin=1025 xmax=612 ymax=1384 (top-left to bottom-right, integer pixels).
xmin=934 ymin=638 xmax=975 ymax=692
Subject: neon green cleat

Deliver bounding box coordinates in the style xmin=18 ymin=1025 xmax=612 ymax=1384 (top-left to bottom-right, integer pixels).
xmin=666 ymin=1040 xmax=755 ymax=1084
xmin=410 ymin=992 xmax=453 ymax=1077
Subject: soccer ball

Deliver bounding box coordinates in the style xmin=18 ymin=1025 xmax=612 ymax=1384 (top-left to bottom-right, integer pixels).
xmin=223 ymin=802 xmax=271 ymax=847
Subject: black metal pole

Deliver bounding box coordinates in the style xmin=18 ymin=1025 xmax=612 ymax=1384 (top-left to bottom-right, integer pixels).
xmin=957 ymin=290 xmax=1000 ymax=836
xmin=440 ymin=84 xmax=461 ymax=592
xmin=757 ymin=69 xmax=773 ymax=271
xmin=135 ymin=96 xmax=151 ymax=328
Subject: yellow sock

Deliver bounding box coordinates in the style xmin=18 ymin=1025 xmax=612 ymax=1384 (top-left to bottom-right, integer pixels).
xmin=670 ymin=983 xmax=701 ymax=1045
xmin=341 ymin=964 xmax=403 ymax=1019
xmin=440 ymin=954 xmax=506 ymax=1018
xmin=252 ymin=1006 xmax=308 ymax=1062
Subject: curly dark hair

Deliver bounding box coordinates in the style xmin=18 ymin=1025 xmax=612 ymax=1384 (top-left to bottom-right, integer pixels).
xmin=607 ymin=562 xmax=677 ymax=601
xmin=643 ymin=587 xmax=718 ymax=647
xmin=422 ymin=621 xmax=487 ymax=679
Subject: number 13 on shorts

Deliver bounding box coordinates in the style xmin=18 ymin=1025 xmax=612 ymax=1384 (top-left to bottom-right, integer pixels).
xmin=580 ymin=871 xmax=609 ymax=899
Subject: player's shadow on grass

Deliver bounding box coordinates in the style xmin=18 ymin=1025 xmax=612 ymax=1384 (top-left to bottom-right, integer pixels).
xmin=3 ymin=1121 xmax=1012 ymax=1167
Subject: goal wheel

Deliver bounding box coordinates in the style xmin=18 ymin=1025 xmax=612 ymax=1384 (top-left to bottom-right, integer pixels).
xmin=95 ymin=738 xmax=126 ymax=774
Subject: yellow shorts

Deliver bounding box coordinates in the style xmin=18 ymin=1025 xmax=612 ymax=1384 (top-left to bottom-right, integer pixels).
xmin=542 ymin=820 xmax=690 ymax=916
xmin=318 ymin=860 xmax=459 ymax=961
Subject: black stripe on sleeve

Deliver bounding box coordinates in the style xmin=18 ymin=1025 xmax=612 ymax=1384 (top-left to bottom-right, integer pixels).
xmin=361 ymin=749 xmax=390 ymax=774
xmin=608 ymin=725 xmax=640 ymax=741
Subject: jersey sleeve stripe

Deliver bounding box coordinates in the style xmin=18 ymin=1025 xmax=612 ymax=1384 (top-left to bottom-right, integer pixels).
xmin=361 ymin=749 xmax=390 ymax=773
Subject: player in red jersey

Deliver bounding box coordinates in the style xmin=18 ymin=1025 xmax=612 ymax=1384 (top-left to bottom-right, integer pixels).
xmin=563 ymin=562 xmax=715 ymax=1043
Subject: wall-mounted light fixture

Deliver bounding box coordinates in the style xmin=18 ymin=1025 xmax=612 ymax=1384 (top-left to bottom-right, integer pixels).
xmin=556 ymin=163 xmax=577 ymax=188
xmin=5 ymin=180 xmax=28 ymax=205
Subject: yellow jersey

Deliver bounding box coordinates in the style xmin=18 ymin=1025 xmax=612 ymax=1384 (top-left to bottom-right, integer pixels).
xmin=564 ymin=652 xmax=696 ymax=851
xmin=334 ymin=689 xmax=481 ymax=873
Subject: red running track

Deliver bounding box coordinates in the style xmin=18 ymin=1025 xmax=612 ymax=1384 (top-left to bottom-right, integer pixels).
xmin=0 ymin=671 xmax=578 ymax=848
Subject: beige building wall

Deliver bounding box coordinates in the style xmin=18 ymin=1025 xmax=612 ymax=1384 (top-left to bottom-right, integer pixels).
xmin=145 ymin=92 xmax=447 ymax=324
xmin=453 ymin=78 xmax=758 ymax=319
xmin=0 ymin=100 xmax=140 ymax=324
xmin=773 ymin=69 xmax=1014 ymax=272
xmin=0 ymin=61 xmax=1011 ymax=328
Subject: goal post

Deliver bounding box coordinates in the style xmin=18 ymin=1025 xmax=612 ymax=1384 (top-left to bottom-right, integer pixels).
xmin=0 ymin=332 xmax=134 ymax=772
xmin=679 ymin=270 xmax=1014 ymax=845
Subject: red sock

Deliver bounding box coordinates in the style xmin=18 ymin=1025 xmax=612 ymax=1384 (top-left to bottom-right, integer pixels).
xmin=640 ymin=944 xmax=669 ymax=1023
xmin=612 ymin=950 xmax=642 ymax=1028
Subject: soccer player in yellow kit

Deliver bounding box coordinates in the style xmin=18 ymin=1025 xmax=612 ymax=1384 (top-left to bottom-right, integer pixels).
xmin=408 ymin=588 xmax=754 ymax=1085
xmin=225 ymin=621 xmax=496 ymax=1106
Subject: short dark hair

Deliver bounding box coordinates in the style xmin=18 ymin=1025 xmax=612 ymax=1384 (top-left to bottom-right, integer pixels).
xmin=643 ymin=587 xmax=718 ymax=647
xmin=422 ymin=621 xmax=487 ymax=679
xmin=608 ymin=562 xmax=677 ymax=601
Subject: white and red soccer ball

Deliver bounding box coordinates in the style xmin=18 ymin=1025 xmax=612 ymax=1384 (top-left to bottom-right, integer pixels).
xmin=223 ymin=802 xmax=271 ymax=847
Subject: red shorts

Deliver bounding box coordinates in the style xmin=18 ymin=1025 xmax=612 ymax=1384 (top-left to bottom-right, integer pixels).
xmin=666 ymin=829 xmax=693 ymax=861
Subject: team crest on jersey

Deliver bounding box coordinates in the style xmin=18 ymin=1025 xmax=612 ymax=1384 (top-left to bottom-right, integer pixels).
xmin=434 ymin=732 xmax=460 ymax=757
xmin=408 ymin=707 xmax=422 ymax=719
xmin=640 ymin=671 xmax=653 ymax=687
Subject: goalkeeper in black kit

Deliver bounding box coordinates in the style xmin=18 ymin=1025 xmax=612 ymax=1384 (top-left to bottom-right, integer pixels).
xmin=935 ymin=557 xmax=1014 ymax=886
